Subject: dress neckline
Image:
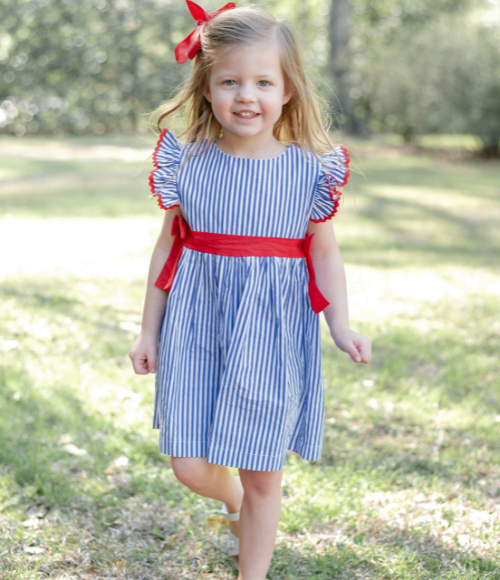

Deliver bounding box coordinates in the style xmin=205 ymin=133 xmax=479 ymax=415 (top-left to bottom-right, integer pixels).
xmin=211 ymin=139 xmax=293 ymax=161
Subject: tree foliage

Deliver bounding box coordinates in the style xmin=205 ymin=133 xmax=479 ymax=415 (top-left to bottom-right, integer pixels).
xmin=0 ymin=0 xmax=189 ymax=135
xmin=345 ymin=0 xmax=500 ymax=153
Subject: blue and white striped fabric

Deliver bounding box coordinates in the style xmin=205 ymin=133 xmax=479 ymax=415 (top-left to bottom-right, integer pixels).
xmin=150 ymin=128 xmax=350 ymax=471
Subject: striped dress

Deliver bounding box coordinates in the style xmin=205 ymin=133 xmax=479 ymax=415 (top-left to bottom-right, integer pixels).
xmin=150 ymin=129 xmax=350 ymax=472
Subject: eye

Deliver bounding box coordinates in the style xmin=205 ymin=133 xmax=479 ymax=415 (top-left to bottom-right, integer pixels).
xmin=258 ymin=80 xmax=271 ymax=87
xmin=223 ymin=79 xmax=236 ymax=86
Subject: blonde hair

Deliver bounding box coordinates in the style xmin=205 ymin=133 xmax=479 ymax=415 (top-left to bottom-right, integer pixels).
xmin=150 ymin=4 xmax=342 ymax=168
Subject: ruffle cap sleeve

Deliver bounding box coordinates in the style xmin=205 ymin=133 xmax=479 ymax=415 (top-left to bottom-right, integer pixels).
xmin=148 ymin=128 xmax=183 ymax=210
xmin=310 ymin=145 xmax=351 ymax=222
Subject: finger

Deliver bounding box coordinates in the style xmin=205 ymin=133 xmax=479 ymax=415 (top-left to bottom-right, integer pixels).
xmin=357 ymin=339 xmax=372 ymax=364
xmin=147 ymin=353 xmax=157 ymax=374
xmin=133 ymin=355 xmax=149 ymax=375
xmin=141 ymin=356 xmax=150 ymax=373
xmin=133 ymin=362 xmax=147 ymax=375
xmin=345 ymin=342 xmax=362 ymax=363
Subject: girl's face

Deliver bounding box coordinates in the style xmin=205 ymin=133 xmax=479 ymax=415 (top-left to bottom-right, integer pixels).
xmin=203 ymin=38 xmax=294 ymax=141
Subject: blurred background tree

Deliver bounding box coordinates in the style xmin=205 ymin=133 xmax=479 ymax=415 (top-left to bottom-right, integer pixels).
xmin=348 ymin=0 xmax=500 ymax=156
xmin=0 ymin=0 xmax=187 ymax=135
xmin=0 ymin=0 xmax=499 ymax=155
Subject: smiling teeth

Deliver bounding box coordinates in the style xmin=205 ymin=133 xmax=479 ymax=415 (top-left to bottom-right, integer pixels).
xmin=236 ymin=112 xmax=257 ymax=117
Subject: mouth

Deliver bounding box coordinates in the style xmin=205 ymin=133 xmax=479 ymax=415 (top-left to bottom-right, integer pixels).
xmin=233 ymin=111 xmax=260 ymax=119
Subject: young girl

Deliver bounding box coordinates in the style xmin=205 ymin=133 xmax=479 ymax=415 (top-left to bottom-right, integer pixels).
xmin=129 ymin=2 xmax=371 ymax=578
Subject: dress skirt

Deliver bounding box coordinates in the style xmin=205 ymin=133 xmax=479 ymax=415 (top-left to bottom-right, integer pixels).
xmin=152 ymin=248 xmax=325 ymax=472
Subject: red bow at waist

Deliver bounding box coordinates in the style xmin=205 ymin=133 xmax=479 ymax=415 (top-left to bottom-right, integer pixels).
xmin=155 ymin=215 xmax=330 ymax=314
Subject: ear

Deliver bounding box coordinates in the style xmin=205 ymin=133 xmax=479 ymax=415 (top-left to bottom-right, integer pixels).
xmin=282 ymin=84 xmax=294 ymax=105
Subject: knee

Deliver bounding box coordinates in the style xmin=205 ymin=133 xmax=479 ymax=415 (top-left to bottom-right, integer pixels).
xmin=171 ymin=457 xmax=212 ymax=489
xmin=241 ymin=471 xmax=282 ymax=499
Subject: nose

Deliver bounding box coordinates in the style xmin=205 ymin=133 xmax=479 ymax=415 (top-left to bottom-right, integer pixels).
xmin=236 ymin=82 xmax=256 ymax=103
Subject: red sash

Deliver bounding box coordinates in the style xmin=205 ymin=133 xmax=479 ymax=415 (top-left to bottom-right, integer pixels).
xmin=155 ymin=215 xmax=329 ymax=313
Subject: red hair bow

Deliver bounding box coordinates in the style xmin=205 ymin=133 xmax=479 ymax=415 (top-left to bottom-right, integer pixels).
xmin=174 ymin=0 xmax=236 ymax=64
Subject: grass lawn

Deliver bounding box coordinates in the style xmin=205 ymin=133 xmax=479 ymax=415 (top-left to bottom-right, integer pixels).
xmin=0 ymin=134 xmax=499 ymax=579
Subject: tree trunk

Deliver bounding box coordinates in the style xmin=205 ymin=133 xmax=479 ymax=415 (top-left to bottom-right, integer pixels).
xmin=328 ymin=0 xmax=357 ymax=134
xmin=479 ymin=139 xmax=500 ymax=159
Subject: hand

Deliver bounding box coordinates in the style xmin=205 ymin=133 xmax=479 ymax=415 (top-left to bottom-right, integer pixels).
xmin=331 ymin=328 xmax=372 ymax=364
xmin=128 ymin=333 xmax=158 ymax=374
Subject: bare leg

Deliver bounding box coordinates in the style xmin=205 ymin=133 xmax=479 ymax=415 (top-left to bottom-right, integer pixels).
xmin=238 ymin=468 xmax=283 ymax=580
xmin=170 ymin=457 xmax=243 ymax=537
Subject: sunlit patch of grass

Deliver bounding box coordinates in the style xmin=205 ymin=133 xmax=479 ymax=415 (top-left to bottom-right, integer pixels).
xmin=414 ymin=134 xmax=483 ymax=152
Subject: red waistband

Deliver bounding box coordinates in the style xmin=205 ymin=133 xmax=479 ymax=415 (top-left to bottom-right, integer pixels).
xmin=154 ymin=215 xmax=329 ymax=313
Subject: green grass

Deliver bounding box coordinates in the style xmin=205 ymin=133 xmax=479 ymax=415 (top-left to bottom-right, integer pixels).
xmin=0 ymin=157 xmax=155 ymax=218
xmin=0 ymin=135 xmax=499 ymax=578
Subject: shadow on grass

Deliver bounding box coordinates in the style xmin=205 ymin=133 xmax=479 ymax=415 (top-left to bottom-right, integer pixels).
xmin=0 ymin=363 xmax=167 ymax=505
xmin=268 ymin=533 xmax=500 ymax=579
xmin=0 ymin=278 xmax=165 ymax=506
xmin=0 ymin=158 xmax=155 ymax=218
xmin=320 ymin=295 xmax=500 ymax=498
xmin=341 ymin=187 xmax=499 ymax=269
xmin=269 ymin=542 xmax=366 ymax=579
xmin=353 ymin=159 xmax=500 ymax=196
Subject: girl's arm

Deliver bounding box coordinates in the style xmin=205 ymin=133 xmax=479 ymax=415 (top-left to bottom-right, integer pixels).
xmin=129 ymin=207 xmax=183 ymax=374
xmin=307 ymin=219 xmax=372 ymax=364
